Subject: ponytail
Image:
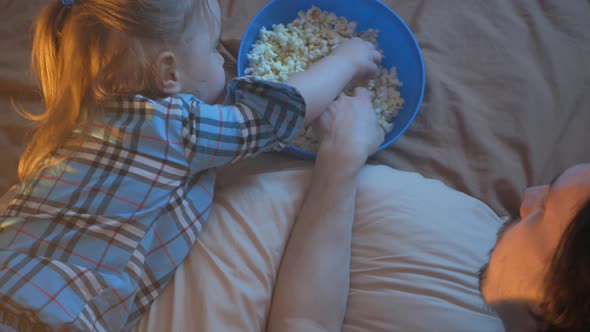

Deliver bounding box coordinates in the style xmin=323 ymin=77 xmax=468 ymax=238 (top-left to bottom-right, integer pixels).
xmin=18 ymin=2 xmax=78 ymax=181
xmin=18 ymin=0 xmax=209 ymax=181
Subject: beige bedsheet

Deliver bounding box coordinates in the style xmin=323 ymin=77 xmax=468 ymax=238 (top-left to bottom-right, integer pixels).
xmin=1 ymin=0 xmax=589 ymax=216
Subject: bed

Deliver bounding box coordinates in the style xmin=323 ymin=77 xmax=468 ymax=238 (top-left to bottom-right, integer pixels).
xmin=1 ymin=0 xmax=589 ymax=331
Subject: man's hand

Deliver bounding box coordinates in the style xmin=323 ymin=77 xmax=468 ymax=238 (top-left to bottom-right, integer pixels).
xmin=331 ymin=37 xmax=382 ymax=80
xmin=315 ymin=87 xmax=385 ymax=172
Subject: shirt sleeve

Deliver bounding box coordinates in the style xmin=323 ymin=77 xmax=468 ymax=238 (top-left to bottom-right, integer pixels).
xmin=182 ymin=76 xmax=306 ymax=173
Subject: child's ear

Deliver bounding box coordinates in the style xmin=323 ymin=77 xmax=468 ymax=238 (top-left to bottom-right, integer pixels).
xmin=155 ymin=51 xmax=182 ymax=95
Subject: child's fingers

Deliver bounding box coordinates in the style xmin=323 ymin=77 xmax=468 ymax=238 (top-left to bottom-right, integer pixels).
xmin=359 ymin=61 xmax=379 ymax=80
xmin=372 ymin=50 xmax=383 ymax=64
xmin=353 ymin=87 xmax=370 ymax=99
xmin=364 ymin=40 xmax=376 ymax=50
xmin=371 ymin=61 xmax=379 ymax=74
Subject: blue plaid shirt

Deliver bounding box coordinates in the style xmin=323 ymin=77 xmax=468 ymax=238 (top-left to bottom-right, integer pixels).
xmin=0 ymin=77 xmax=305 ymax=332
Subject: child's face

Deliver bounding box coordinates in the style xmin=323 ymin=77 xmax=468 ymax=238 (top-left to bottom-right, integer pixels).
xmin=179 ymin=0 xmax=225 ymax=103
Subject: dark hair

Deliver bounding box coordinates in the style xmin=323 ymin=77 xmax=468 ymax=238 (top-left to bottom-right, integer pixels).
xmin=543 ymin=198 xmax=590 ymax=331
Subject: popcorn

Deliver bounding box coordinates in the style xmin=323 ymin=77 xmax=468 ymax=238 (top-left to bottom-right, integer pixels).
xmin=245 ymin=6 xmax=405 ymax=152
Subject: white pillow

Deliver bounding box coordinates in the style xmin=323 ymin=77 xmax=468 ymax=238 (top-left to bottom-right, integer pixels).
xmin=345 ymin=166 xmax=504 ymax=331
xmin=128 ymin=164 xmax=504 ymax=331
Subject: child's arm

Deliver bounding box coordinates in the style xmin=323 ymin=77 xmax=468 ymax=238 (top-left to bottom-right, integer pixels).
xmin=285 ymin=37 xmax=382 ymax=126
xmin=181 ymin=77 xmax=306 ymax=172
xmin=180 ymin=38 xmax=380 ymax=172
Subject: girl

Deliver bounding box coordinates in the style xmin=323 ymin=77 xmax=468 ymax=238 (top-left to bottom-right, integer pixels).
xmin=0 ymin=0 xmax=381 ymax=331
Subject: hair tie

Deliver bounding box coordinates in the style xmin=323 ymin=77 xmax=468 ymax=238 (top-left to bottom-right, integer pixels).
xmin=56 ymin=0 xmax=74 ymax=38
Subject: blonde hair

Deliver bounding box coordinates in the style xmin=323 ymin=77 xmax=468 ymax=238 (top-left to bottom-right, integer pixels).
xmin=19 ymin=0 xmax=214 ymax=181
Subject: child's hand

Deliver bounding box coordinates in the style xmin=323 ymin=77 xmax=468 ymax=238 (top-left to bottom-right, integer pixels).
xmin=286 ymin=38 xmax=382 ymax=126
xmin=315 ymin=87 xmax=385 ymax=171
xmin=331 ymin=38 xmax=382 ymax=80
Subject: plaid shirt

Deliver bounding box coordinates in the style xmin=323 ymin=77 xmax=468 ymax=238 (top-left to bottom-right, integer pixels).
xmin=0 ymin=77 xmax=305 ymax=332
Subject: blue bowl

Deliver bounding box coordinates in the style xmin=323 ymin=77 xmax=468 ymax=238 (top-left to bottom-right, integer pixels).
xmin=238 ymin=0 xmax=425 ymax=159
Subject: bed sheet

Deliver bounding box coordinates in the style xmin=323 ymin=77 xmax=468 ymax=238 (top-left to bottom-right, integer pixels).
xmin=216 ymin=0 xmax=590 ymax=217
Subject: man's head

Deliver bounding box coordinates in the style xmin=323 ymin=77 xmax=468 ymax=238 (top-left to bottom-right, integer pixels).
xmin=479 ymin=163 xmax=590 ymax=331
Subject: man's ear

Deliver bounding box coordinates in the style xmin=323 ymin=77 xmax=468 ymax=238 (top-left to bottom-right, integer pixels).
xmin=155 ymin=51 xmax=182 ymax=95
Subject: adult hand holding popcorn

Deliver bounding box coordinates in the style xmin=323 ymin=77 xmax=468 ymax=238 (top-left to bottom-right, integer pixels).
xmin=315 ymin=87 xmax=385 ymax=169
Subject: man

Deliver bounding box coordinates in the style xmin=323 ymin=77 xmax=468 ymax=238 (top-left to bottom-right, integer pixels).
xmin=479 ymin=163 xmax=590 ymax=331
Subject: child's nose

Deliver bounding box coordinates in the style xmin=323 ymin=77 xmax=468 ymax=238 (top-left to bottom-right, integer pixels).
xmin=519 ymin=185 xmax=549 ymax=218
